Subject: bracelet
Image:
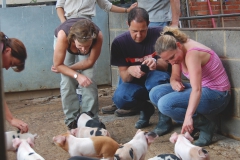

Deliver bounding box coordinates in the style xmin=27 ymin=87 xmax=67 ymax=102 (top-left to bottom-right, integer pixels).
xmin=125 ymin=8 xmax=127 ymax=13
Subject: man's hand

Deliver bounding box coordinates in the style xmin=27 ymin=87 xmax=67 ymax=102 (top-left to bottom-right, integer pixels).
xmin=127 ymin=65 xmax=145 ymax=78
xmin=142 ymin=58 xmax=157 ymax=70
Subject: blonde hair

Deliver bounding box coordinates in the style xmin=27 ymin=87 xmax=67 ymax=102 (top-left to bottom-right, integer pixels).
xmin=155 ymin=26 xmax=188 ymax=55
xmin=68 ymin=19 xmax=98 ymax=44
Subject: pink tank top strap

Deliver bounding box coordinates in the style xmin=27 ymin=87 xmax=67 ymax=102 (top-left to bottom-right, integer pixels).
xmin=186 ymin=47 xmax=213 ymax=55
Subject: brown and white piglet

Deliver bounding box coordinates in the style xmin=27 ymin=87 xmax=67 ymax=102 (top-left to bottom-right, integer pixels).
xmin=53 ymin=132 xmax=119 ymax=160
xmin=169 ymin=132 xmax=210 ymax=160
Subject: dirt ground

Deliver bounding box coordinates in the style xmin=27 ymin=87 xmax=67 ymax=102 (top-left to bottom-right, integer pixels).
xmin=5 ymin=87 xmax=240 ymax=160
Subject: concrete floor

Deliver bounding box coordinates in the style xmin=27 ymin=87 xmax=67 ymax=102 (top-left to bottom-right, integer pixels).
xmin=5 ymin=87 xmax=240 ymax=160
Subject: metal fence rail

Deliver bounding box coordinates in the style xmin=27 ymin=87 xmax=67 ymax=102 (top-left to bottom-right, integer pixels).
xmin=180 ymin=13 xmax=240 ymax=28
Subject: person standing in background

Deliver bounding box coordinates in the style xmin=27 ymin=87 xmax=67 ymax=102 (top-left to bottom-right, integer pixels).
xmin=56 ymin=0 xmax=137 ymax=23
xmin=138 ymin=0 xmax=180 ymax=27
xmin=52 ymin=0 xmax=137 ymax=130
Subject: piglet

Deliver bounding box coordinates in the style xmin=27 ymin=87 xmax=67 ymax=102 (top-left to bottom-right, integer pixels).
xmin=12 ymin=138 xmax=45 ymax=160
xmin=70 ymin=127 xmax=111 ymax=138
xmin=76 ymin=112 xmax=106 ymax=129
xmin=114 ymin=129 xmax=158 ymax=160
xmin=5 ymin=130 xmax=37 ymax=151
xmin=53 ymin=132 xmax=119 ymax=159
xmin=148 ymin=154 xmax=180 ymax=160
xmin=169 ymin=132 xmax=210 ymax=160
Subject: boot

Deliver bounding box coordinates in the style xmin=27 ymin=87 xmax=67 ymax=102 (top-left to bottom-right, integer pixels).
xmin=153 ymin=112 xmax=172 ymax=136
xmin=135 ymin=102 xmax=155 ymax=129
xmin=193 ymin=114 xmax=217 ymax=146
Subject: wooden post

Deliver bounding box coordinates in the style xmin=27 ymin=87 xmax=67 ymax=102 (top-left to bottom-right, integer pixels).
xmin=0 ymin=42 xmax=7 ymax=160
xmin=220 ymin=0 xmax=225 ymax=27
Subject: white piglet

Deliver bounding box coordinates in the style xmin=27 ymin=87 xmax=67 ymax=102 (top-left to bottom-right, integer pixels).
xmin=5 ymin=130 xmax=37 ymax=151
xmin=115 ymin=129 xmax=158 ymax=160
xmin=12 ymin=138 xmax=45 ymax=160
xmin=169 ymin=132 xmax=210 ymax=160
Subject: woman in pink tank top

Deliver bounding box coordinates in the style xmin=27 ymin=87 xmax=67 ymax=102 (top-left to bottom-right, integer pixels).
xmin=149 ymin=27 xmax=231 ymax=147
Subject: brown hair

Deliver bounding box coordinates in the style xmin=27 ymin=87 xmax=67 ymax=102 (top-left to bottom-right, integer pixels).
xmin=155 ymin=26 xmax=188 ymax=55
xmin=0 ymin=32 xmax=27 ymax=72
xmin=67 ymin=19 xmax=99 ymax=44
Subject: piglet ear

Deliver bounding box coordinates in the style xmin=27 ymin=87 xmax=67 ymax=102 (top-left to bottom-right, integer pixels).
xmin=184 ymin=132 xmax=194 ymax=142
xmin=106 ymin=131 xmax=111 ymax=137
xmin=169 ymin=132 xmax=178 ymax=144
xmin=136 ymin=129 xmax=142 ymax=135
xmin=33 ymin=133 xmax=38 ymax=139
xmin=12 ymin=138 xmax=22 ymax=149
xmin=27 ymin=137 xmax=35 ymax=148
xmin=86 ymin=111 xmax=94 ymax=118
xmin=70 ymin=129 xmax=77 ymax=136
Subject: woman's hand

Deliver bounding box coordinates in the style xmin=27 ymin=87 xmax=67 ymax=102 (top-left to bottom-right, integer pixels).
xmin=181 ymin=115 xmax=194 ymax=134
xmin=171 ymin=80 xmax=185 ymax=92
xmin=77 ymin=74 xmax=93 ymax=87
xmin=142 ymin=58 xmax=157 ymax=70
xmin=128 ymin=2 xmax=138 ymax=12
xmin=51 ymin=65 xmax=60 ymax=73
xmin=10 ymin=118 xmax=28 ymax=133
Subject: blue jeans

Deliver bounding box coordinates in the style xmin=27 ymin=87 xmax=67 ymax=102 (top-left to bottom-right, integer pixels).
xmin=148 ymin=22 xmax=169 ymax=27
xmin=113 ymin=70 xmax=170 ymax=110
xmin=149 ymin=83 xmax=231 ymax=123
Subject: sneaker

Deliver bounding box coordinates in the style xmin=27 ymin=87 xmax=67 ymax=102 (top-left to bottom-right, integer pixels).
xmin=114 ymin=109 xmax=139 ymax=117
xmin=101 ymin=104 xmax=118 ymax=114
xmin=67 ymin=120 xmax=77 ymax=130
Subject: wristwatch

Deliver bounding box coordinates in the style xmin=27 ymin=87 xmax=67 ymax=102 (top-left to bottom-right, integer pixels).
xmin=74 ymin=73 xmax=78 ymax=79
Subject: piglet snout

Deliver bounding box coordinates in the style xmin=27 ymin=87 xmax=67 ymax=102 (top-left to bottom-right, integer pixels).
xmin=198 ymin=148 xmax=210 ymax=159
xmin=12 ymin=138 xmax=22 ymax=149
xmin=145 ymin=131 xmax=158 ymax=144
xmin=169 ymin=132 xmax=178 ymax=144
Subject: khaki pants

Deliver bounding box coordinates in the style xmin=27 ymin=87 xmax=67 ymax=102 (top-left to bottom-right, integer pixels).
xmin=53 ymin=36 xmax=99 ymax=125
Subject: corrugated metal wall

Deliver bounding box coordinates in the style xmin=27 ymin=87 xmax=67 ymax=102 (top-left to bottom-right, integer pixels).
xmin=0 ymin=5 xmax=111 ymax=92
